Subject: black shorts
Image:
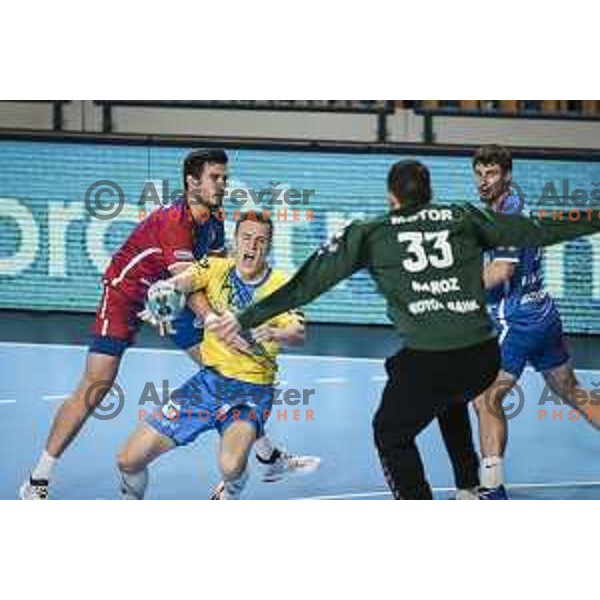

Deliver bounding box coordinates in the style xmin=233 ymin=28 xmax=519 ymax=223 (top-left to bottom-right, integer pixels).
xmin=376 ymin=338 xmax=500 ymax=437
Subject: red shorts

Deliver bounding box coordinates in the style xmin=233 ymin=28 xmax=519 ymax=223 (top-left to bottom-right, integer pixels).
xmin=90 ymin=283 xmax=143 ymax=355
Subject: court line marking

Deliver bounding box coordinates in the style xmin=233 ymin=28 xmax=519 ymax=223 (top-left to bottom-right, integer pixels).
xmin=2 ymin=340 xmax=599 ymax=497
xmin=294 ymin=480 xmax=600 ymax=500
xmin=314 ymin=377 xmax=347 ymax=384
xmin=42 ymin=394 xmax=70 ymax=402
xmin=2 ymin=342 xmax=600 ymax=376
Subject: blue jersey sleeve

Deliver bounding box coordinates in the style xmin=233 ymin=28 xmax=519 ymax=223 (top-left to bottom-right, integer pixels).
xmin=209 ymin=220 xmax=226 ymax=252
xmin=491 ymin=246 xmax=520 ymax=263
xmin=193 ymin=217 xmax=226 ymax=258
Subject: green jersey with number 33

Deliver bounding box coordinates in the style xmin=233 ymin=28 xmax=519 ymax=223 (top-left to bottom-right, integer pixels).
xmin=239 ymin=202 xmax=600 ymax=351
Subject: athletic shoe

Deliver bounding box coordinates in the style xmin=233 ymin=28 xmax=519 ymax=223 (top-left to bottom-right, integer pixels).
xmin=210 ymin=471 xmax=248 ymax=500
xmin=210 ymin=481 xmax=226 ymax=500
xmin=478 ymin=485 xmax=509 ymax=500
xmin=19 ymin=477 xmax=49 ymax=500
xmin=257 ymin=449 xmax=321 ymax=483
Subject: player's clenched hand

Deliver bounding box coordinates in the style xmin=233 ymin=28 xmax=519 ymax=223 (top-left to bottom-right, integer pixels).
xmin=204 ymin=311 xmax=250 ymax=352
xmin=252 ymin=324 xmax=278 ymax=344
xmin=205 ymin=310 xmax=242 ymax=344
xmin=227 ymin=334 xmax=253 ymax=354
xmin=202 ymin=312 xmax=251 ymax=353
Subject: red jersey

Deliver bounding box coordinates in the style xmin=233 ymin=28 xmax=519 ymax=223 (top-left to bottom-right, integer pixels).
xmin=103 ymin=199 xmax=225 ymax=303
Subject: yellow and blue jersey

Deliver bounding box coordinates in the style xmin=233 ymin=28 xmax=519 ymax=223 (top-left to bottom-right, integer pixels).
xmin=188 ymin=257 xmax=303 ymax=384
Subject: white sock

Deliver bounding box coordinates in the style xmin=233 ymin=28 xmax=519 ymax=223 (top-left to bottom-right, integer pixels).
xmin=456 ymin=488 xmax=479 ymax=500
xmin=254 ymin=435 xmax=276 ymax=462
xmin=223 ymin=469 xmax=249 ymax=500
xmin=120 ymin=468 xmax=148 ymax=500
xmin=481 ymin=456 xmax=504 ymax=489
xmin=31 ymin=451 xmax=57 ymax=481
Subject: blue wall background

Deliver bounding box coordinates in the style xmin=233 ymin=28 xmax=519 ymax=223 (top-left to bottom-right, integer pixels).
xmin=1 ymin=139 xmax=599 ymax=331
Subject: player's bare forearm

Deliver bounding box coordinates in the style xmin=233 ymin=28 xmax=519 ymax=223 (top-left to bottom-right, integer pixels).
xmin=187 ymin=291 xmax=211 ymax=319
xmin=483 ymin=261 xmax=515 ymax=290
xmin=168 ymin=265 xmax=199 ymax=294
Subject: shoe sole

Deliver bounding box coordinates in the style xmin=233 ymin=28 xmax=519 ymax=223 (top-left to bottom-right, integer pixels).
xmin=262 ymin=458 xmax=322 ymax=483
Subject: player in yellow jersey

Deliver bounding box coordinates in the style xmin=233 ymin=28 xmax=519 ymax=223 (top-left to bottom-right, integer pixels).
xmin=117 ymin=211 xmax=307 ymax=499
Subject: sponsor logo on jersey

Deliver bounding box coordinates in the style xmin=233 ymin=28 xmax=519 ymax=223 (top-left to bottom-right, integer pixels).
xmin=174 ymin=249 xmax=194 ymax=261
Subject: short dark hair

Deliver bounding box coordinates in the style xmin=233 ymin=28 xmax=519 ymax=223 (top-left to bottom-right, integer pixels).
xmin=387 ymin=160 xmax=432 ymax=206
xmin=183 ymin=149 xmax=228 ymax=191
xmin=472 ymin=144 xmax=512 ymax=174
xmin=234 ymin=210 xmax=274 ymax=242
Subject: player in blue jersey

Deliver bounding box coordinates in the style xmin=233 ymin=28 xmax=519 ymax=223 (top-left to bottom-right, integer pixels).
xmin=471 ymin=145 xmax=600 ymax=499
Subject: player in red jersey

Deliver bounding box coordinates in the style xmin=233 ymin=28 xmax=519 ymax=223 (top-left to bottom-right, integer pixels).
xmin=20 ymin=149 xmax=319 ymax=499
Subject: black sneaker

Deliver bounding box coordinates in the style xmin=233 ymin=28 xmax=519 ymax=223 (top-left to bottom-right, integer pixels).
xmin=478 ymin=485 xmax=509 ymax=500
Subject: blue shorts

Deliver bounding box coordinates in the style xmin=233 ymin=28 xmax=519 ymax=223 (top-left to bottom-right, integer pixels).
xmin=144 ymin=367 xmax=274 ymax=446
xmin=169 ymin=307 xmax=204 ymax=350
xmin=495 ymin=314 xmax=569 ymax=379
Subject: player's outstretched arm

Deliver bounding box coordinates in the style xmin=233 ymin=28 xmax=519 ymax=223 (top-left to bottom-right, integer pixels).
xmin=167 ymin=264 xmax=203 ymax=294
xmin=187 ymin=290 xmax=211 ymax=320
xmin=167 ymin=263 xmax=213 ymax=322
xmin=466 ymin=204 xmax=600 ymax=250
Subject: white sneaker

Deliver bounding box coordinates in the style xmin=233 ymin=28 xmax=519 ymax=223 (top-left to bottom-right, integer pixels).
xmin=210 ymin=470 xmax=249 ymax=500
xmin=19 ymin=477 xmax=49 ymax=500
xmin=210 ymin=481 xmax=226 ymax=500
xmin=257 ymin=450 xmax=321 ymax=483
xmin=119 ymin=476 xmax=144 ymax=500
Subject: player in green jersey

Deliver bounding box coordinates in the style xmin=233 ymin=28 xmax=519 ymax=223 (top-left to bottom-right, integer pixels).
xmin=206 ymin=160 xmax=600 ymax=499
